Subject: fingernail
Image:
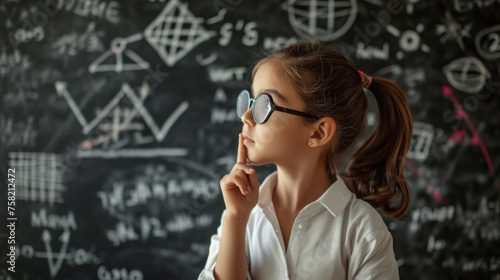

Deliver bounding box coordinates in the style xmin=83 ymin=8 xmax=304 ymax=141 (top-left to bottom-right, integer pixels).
xmin=247 ymin=186 xmax=251 ymax=193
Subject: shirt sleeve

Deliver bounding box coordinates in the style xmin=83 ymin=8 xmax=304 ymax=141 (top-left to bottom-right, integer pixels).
xmin=348 ymin=230 xmax=399 ymax=280
xmin=197 ymin=210 xmax=252 ymax=280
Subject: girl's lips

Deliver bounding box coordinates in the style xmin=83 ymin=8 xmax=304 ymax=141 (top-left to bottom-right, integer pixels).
xmin=242 ymin=133 xmax=255 ymax=144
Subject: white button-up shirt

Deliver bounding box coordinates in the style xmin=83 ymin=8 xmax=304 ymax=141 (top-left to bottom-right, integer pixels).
xmin=199 ymin=172 xmax=399 ymax=280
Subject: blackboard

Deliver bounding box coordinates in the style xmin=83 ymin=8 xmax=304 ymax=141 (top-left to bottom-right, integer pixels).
xmin=1 ymin=0 xmax=499 ymax=279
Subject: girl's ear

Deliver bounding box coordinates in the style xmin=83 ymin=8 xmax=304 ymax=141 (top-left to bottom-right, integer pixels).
xmin=308 ymin=117 xmax=336 ymax=147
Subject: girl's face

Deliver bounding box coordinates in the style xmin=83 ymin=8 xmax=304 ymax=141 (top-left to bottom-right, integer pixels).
xmin=241 ymin=62 xmax=312 ymax=166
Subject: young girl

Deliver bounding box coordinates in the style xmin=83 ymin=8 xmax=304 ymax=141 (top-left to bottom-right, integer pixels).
xmin=199 ymin=41 xmax=412 ymax=280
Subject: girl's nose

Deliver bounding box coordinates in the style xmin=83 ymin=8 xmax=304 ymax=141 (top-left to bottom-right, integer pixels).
xmin=241 ymin=106 xmax=255 ymax=126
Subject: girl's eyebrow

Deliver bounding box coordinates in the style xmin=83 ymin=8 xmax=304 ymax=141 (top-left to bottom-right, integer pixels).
xmin=251 ymin=88 xmax=288 ymax=103
xmin=264 ymin=89 xmax=287 ymax=102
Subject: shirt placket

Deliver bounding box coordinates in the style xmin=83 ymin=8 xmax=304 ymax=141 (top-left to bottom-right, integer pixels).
xmin=261 ymin=204 xmax=289 ymax=279
xmin=286 ymin=205 xmax=316 ymax=280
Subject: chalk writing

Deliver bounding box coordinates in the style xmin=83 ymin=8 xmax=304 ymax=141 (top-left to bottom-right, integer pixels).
xmin=411 ymin=205 xmax=455 ymax=223
xmin=0 ymin=49 xmax=30 ymax=77
xmin=8 ymin=25 xmax=44 ymax=46
xmin=262 ymin=36 xmax=297 ymax=51
xmin=107 ymin=221 xmax=140 ymax=246
xmin=106 ymin=213 xmax=212 ymax=246
xmin=0 ymin=116 xmax=37 ymax=148
xmin=443 ymin=256 xmax=500 ymax=274
xmin=218 ymin=20 xmax=258 ymax=46
xmin=211 ymin=88 xmax=239 ymax=124
xmin=356 ymin=42 xmax=389 ymax=60
xmin=97 ymin=176 xmax=217 ymax=211
xmin=476 ymin=25 xmax=500 ymax=60
xmin=453 ymin=0 xmax=500 ymax=13
xmin=57 ymin=0 xmax=120 ymax=23
xmin=407 ymin=122 xmax=433 ymax=163
xmin=457 ymin=196 xmax=500 ymax=241
xmin=167 ymin=213 xmax=213 ymax=232
xmin=51 ymin=22 xmax=104 ymax=57
xmin=31 ymin=209 xmax=77 ymax=230
xmin=212 ymin=107 xmax=239 ymax=124
xmin=208 ymin=66 xmax=246 ymax=82
xmin=15 ymin=243 xmax=100 ymax=274
xmin=426 ymin=234 xmax=446 ymax=253
xmin=97 ymin=265 xmax=143 ymax=280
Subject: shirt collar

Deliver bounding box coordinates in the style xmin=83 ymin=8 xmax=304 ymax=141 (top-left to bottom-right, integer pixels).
xmin=257 ymin=171 xmax=353 ymax=217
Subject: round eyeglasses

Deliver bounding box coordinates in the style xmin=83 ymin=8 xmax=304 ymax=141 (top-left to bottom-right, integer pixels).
xmin=236 ymin=90 xmax=319 ymax=124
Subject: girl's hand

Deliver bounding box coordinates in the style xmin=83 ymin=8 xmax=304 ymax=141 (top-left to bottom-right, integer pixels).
xmin=220 ymin=133 xmax=260 ymax=218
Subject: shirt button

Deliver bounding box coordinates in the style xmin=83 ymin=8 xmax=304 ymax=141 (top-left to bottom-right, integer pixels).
xmin=298 ymin=223 xmax=304 ymax=230
xmin=275 ymin=229 xmax=279 ymax=233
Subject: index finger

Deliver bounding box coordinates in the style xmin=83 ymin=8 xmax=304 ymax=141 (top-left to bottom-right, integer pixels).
xmin=237 ymin=133 xmax=247 ymax=164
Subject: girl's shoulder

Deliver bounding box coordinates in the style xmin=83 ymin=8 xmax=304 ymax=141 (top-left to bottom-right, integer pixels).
xmin=343 ymin=195 xmax=390 ymax=236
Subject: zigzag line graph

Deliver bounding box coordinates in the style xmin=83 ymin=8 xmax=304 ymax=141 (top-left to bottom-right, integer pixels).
xmin=55 ymin=82 xmax=189 ymax=158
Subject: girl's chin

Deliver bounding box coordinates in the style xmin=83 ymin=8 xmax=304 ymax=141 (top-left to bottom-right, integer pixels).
xmin=246 ymin=156 xmax=270 ymax=166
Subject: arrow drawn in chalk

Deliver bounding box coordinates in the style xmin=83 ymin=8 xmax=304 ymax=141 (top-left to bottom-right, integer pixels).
xmin=42 ymin=229 xmax=71 ymax=278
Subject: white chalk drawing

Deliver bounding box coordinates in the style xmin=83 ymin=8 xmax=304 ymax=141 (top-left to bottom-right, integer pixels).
xmin=475 ymin=25 xmax=500 ymax=60
xmin=55 ymin=82 xmax=189 ymax=157
xmin=403 ymin=0 xmax=422 ymax=15
xmin=143 ymin=0 xmax=216 ymax=67
xmin=436 ymin=11 xmax=472 ymax=51
xmin=78 ymin=148 xmax=188 ymax=158
xmin=1 ymin=115 xmax=37 ymax=148
xmin=262 ymin=36 xmax=297 ymax=51
xmin=88 ymin=33 xmax=149 ymax=73
xmin=206 ymin=8 xmax=227 ymax=25
xmin=42 ymin=230 xmax=70 ymax=278
xmin=282 ymin=0 xmax=358 ymax=41
xmin=407 ymin=122 xmax=433 ymax=163
xmin=8 ymin=152 xmax=66 ymax=204
xmin=443 ymin=56 xmax=491 ymax=93
xmin=97 ymin=266 xmax=143 ymax=280
xmin=196 ymin=52 xmax=218 ymax=65
xmin=14 ymin=236 xmax=100 ymax=278
xmin=0 ymin=48 xmax=31 ymax=77
xmin=356 ymin=42 xmax=389 ymax=60
xmin=386 ymin=22 xmax=430 ymax=60
xmin=15 ymin=243 xmax=102 ymax=279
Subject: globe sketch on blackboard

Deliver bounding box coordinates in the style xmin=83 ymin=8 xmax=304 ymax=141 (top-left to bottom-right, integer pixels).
xmin=282 ymin=0 xmax=358 ymax=41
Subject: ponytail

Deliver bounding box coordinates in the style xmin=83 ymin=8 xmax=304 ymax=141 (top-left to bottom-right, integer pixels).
xmin=342 ymin=77 xmax=413 ymax=220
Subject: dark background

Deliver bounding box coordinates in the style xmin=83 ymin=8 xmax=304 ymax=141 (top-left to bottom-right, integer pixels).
xmin=1 ymin=0 xmax=499 ymax=279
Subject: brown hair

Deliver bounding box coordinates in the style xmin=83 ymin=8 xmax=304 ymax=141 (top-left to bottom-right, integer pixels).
xmin=252 ymin=41 xmax=413 ymax=220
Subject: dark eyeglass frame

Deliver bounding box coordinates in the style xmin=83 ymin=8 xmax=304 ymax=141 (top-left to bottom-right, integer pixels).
xmin=237 ymin=90 xmax=319 ymax=124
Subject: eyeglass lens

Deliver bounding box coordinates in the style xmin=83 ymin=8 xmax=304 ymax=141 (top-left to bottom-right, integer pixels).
xmin=236 ymin=90 xmax=250 ymax=118
xmin=236 ymin=90 xmax=273 ymax=124
xmin=254 ymin=94 xmax=271 ymax=123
